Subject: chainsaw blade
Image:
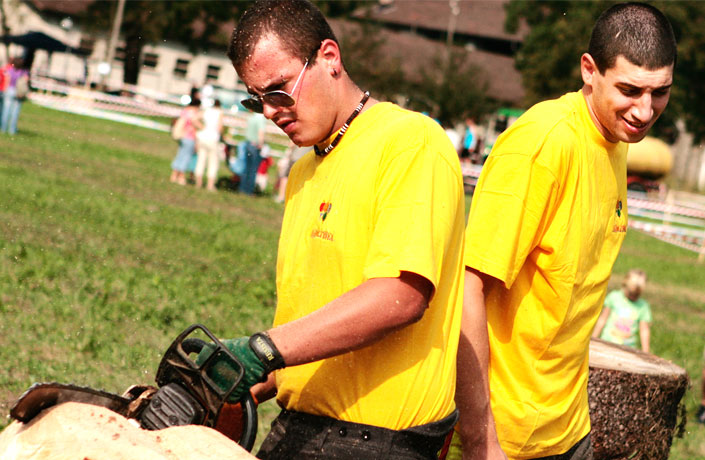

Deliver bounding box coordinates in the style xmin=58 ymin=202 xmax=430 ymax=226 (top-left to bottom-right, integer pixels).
xmin=10 ymin=382 xmax=133 ymax=423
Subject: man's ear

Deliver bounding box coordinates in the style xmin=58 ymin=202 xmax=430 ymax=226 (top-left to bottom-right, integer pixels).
xmin=319 ymin=38 xmax=342 ymax=77
xmin=581 ymin=53 xmax=598 ymax=86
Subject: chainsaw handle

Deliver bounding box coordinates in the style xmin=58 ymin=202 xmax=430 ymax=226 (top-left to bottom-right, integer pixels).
xmin=182 ymin=337 xmax=208 ymax=355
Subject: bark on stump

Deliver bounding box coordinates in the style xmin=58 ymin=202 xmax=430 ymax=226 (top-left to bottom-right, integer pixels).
xmin=588 ymin=338 xmax=688 ymax=460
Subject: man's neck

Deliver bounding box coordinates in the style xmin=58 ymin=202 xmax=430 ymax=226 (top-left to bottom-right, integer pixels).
xmin=315 ymin=81 xmax=377 ymax=151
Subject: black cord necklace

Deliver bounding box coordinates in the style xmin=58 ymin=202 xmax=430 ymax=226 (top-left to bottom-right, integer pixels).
xmin=314 ymin=91 xmax=370 ymax=157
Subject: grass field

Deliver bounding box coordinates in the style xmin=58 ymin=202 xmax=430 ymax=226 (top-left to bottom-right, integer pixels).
xmin=1 ymin=103 xmax=705 ymax=458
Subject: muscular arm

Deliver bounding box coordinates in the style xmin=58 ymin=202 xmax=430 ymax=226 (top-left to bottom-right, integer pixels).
xmin=456 ymin=267 xmax=506 ymax=459
xmin=267 ymin=271 xmax=432 ymax=367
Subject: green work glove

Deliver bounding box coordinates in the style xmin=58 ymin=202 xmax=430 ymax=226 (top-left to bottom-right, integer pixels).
xmin=197 ymin=333 xmax=285 ymax=403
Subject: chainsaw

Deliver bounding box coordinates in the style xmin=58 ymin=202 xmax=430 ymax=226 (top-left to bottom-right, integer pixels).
xmin=9 ymin=324 xmax=258 ymax=451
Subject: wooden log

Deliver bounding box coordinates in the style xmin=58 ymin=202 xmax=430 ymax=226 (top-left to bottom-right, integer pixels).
xmin=0 ymin=401 xmax=257 ymax=460
xmin=588 ymin=338 xmax=689 ymax=460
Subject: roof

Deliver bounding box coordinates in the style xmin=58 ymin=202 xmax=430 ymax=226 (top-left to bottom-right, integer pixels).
xmin=330 ymin=18 xmax=524 ymax=104
xmin=355 ymin=0 xmax=528 ymax=45
xmin=28 ymin=0 xmax=95 ymax=17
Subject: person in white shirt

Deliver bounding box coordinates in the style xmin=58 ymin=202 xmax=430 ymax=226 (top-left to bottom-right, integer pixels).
xmin=195 ymin=99 xmax=224 ymax=191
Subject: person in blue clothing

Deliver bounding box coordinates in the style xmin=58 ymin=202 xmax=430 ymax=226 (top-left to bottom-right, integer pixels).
xmin=240 ymin=112 xmax=266 ymax=195
xmin=593 ymin=269 xmax=652 ymax=353
xmin=460 ymin=117 xmax=478 ymax=162
xmin=1 ymin=57 xmax=30 ymax=135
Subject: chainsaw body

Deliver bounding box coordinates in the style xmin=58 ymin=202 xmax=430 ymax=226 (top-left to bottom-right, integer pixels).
xmin=10 ymin=324 xmax=258 ymax=451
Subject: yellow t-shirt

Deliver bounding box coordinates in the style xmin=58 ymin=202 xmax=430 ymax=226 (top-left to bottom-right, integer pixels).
xmin=274 ymin=102 xmax=465 ymax=430
xmin=465 ymin=91 xmax=628 ymax=458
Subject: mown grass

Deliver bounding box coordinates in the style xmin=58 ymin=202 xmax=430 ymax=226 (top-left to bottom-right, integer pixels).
xmin=1 ymin=103 xmax=705 ymax=457
xmin=0 ymin=102 xmax=283 ymax=444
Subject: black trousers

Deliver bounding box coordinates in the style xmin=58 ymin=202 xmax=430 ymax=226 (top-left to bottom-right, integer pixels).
xmin=533 ymin=434 xmax=593 ymax=460
xmin=256 ymin=409 xmax=458 ymax=460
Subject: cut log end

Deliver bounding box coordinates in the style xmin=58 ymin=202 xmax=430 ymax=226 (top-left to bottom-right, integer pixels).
xmin=588 ymin=338 xmax=689 ymax=460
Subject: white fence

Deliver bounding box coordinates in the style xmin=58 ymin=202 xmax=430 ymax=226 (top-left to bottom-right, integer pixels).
xmin=463 ymin=163 xmax=705 ymax=260
xmin=26 ymin=76 xmax=288 ymax=145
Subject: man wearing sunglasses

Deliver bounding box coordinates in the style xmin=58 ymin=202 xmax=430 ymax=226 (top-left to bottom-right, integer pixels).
xmin=198 ymin=0 xmax=467 ymax=459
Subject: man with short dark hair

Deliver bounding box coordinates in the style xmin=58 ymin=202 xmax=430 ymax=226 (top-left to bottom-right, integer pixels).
xmin=455 ymin=3 xmax=676 ymax=460
xmin=210 ymin=0 xmax=466 ymax=458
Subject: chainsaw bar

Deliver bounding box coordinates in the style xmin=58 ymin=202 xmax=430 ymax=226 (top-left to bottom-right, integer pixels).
xmin=10 ymin=382 xmax=133 ymax=423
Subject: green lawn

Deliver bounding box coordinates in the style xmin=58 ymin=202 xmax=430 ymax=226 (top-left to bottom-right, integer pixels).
xmin=1 ymin=103 xmax=705 ymax=457
xmin=0 ymin=102 xmax=284 ymax=444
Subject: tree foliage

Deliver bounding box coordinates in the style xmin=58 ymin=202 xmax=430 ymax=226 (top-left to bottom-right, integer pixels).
xmin=338 ymin=21 xmax=408 ymax=103
xmin=407 ymin=49 xmax=496 ymax=127
xmin=505 ymin=0 xmax=705 ymax=143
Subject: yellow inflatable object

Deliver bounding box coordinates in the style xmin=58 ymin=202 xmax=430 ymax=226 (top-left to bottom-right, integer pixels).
xmin=626 ymin=136 xmax=672 ymax=179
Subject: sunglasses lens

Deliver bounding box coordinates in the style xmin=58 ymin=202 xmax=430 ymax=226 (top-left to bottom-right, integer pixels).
xmin=241 ymin=98 xmax=263 ymax=113
xmin=263 ymin=92 xmax=296 ymax=108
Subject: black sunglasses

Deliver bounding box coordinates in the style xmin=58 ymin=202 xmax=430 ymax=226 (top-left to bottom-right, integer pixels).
xmin=241 ymin=58 xmax=310 ymax=113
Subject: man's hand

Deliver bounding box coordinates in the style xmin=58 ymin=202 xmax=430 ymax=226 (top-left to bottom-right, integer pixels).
xmin=197 ymin=333 xmax=284 ymax=403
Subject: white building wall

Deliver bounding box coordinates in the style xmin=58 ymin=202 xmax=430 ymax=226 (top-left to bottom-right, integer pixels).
xmin=3 ymin=1 xmax=243 ymax=100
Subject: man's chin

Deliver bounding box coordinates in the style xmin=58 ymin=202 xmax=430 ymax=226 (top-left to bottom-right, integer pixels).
xmin=621 ymin=131 xmax=650 ymax=144
xmin=287 ymin=134 xmax=315 ymax=148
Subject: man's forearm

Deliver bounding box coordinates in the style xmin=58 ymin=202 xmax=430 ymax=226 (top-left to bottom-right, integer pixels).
xmin=456 ymin=268 xmax=506 ymax=459
xmin=267 ymin=271 xmax=432 ymax=367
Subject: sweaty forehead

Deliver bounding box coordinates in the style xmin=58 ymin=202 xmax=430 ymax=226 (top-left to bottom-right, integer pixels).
xmin=237 ymin=35 xmax=301 ymax=92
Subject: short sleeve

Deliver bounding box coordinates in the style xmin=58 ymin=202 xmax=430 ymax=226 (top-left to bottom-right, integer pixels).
xmin=604 ymin=290 xmax=618 ymax=309
xmin=363 ymin=119 xmax=463 ymax=290
xmin=464 ymin=147 xmax=561 ymax=289
xmin=640 ymin=300 xmax=653 ymax=323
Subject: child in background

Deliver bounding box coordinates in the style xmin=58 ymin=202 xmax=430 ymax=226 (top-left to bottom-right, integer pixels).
xmin=593 ymin=269 xmax=652 ymax=353
xmin=254 ymin=145 xmax=273 ymax=193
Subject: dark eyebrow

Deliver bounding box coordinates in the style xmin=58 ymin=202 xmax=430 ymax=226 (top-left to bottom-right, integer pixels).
xmin=246 ymin=78 xmax=285 ymax=97
xmin=262 ymin=78 xmax=287 ymax=93
xmin=616 ymin=82 xmax=672 ymax=93
xmin=616 ymin=82 xmax=640 ymax=91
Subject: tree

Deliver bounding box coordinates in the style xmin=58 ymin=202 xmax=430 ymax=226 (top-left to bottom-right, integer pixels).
xmin=504 ymin=0 xmax=705 ymax=143
xmin=338 ymin=21 xmax=408 ymax=102
xmin=658 ymin=1 xmax=705 ymax=144
xmin=339 ymin=21 xmax=496 ymax=127
xmin=407 ymin=48 xmax=496 ymax=127
xmin=314 ymin=1 xmax=365 ymax=18
xmin=504 ymin=1 xmax=604 ymax=106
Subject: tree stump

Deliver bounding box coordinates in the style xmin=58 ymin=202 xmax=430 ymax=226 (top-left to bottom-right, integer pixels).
xmin=588 ymin=338 xmax=689 ymax=460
